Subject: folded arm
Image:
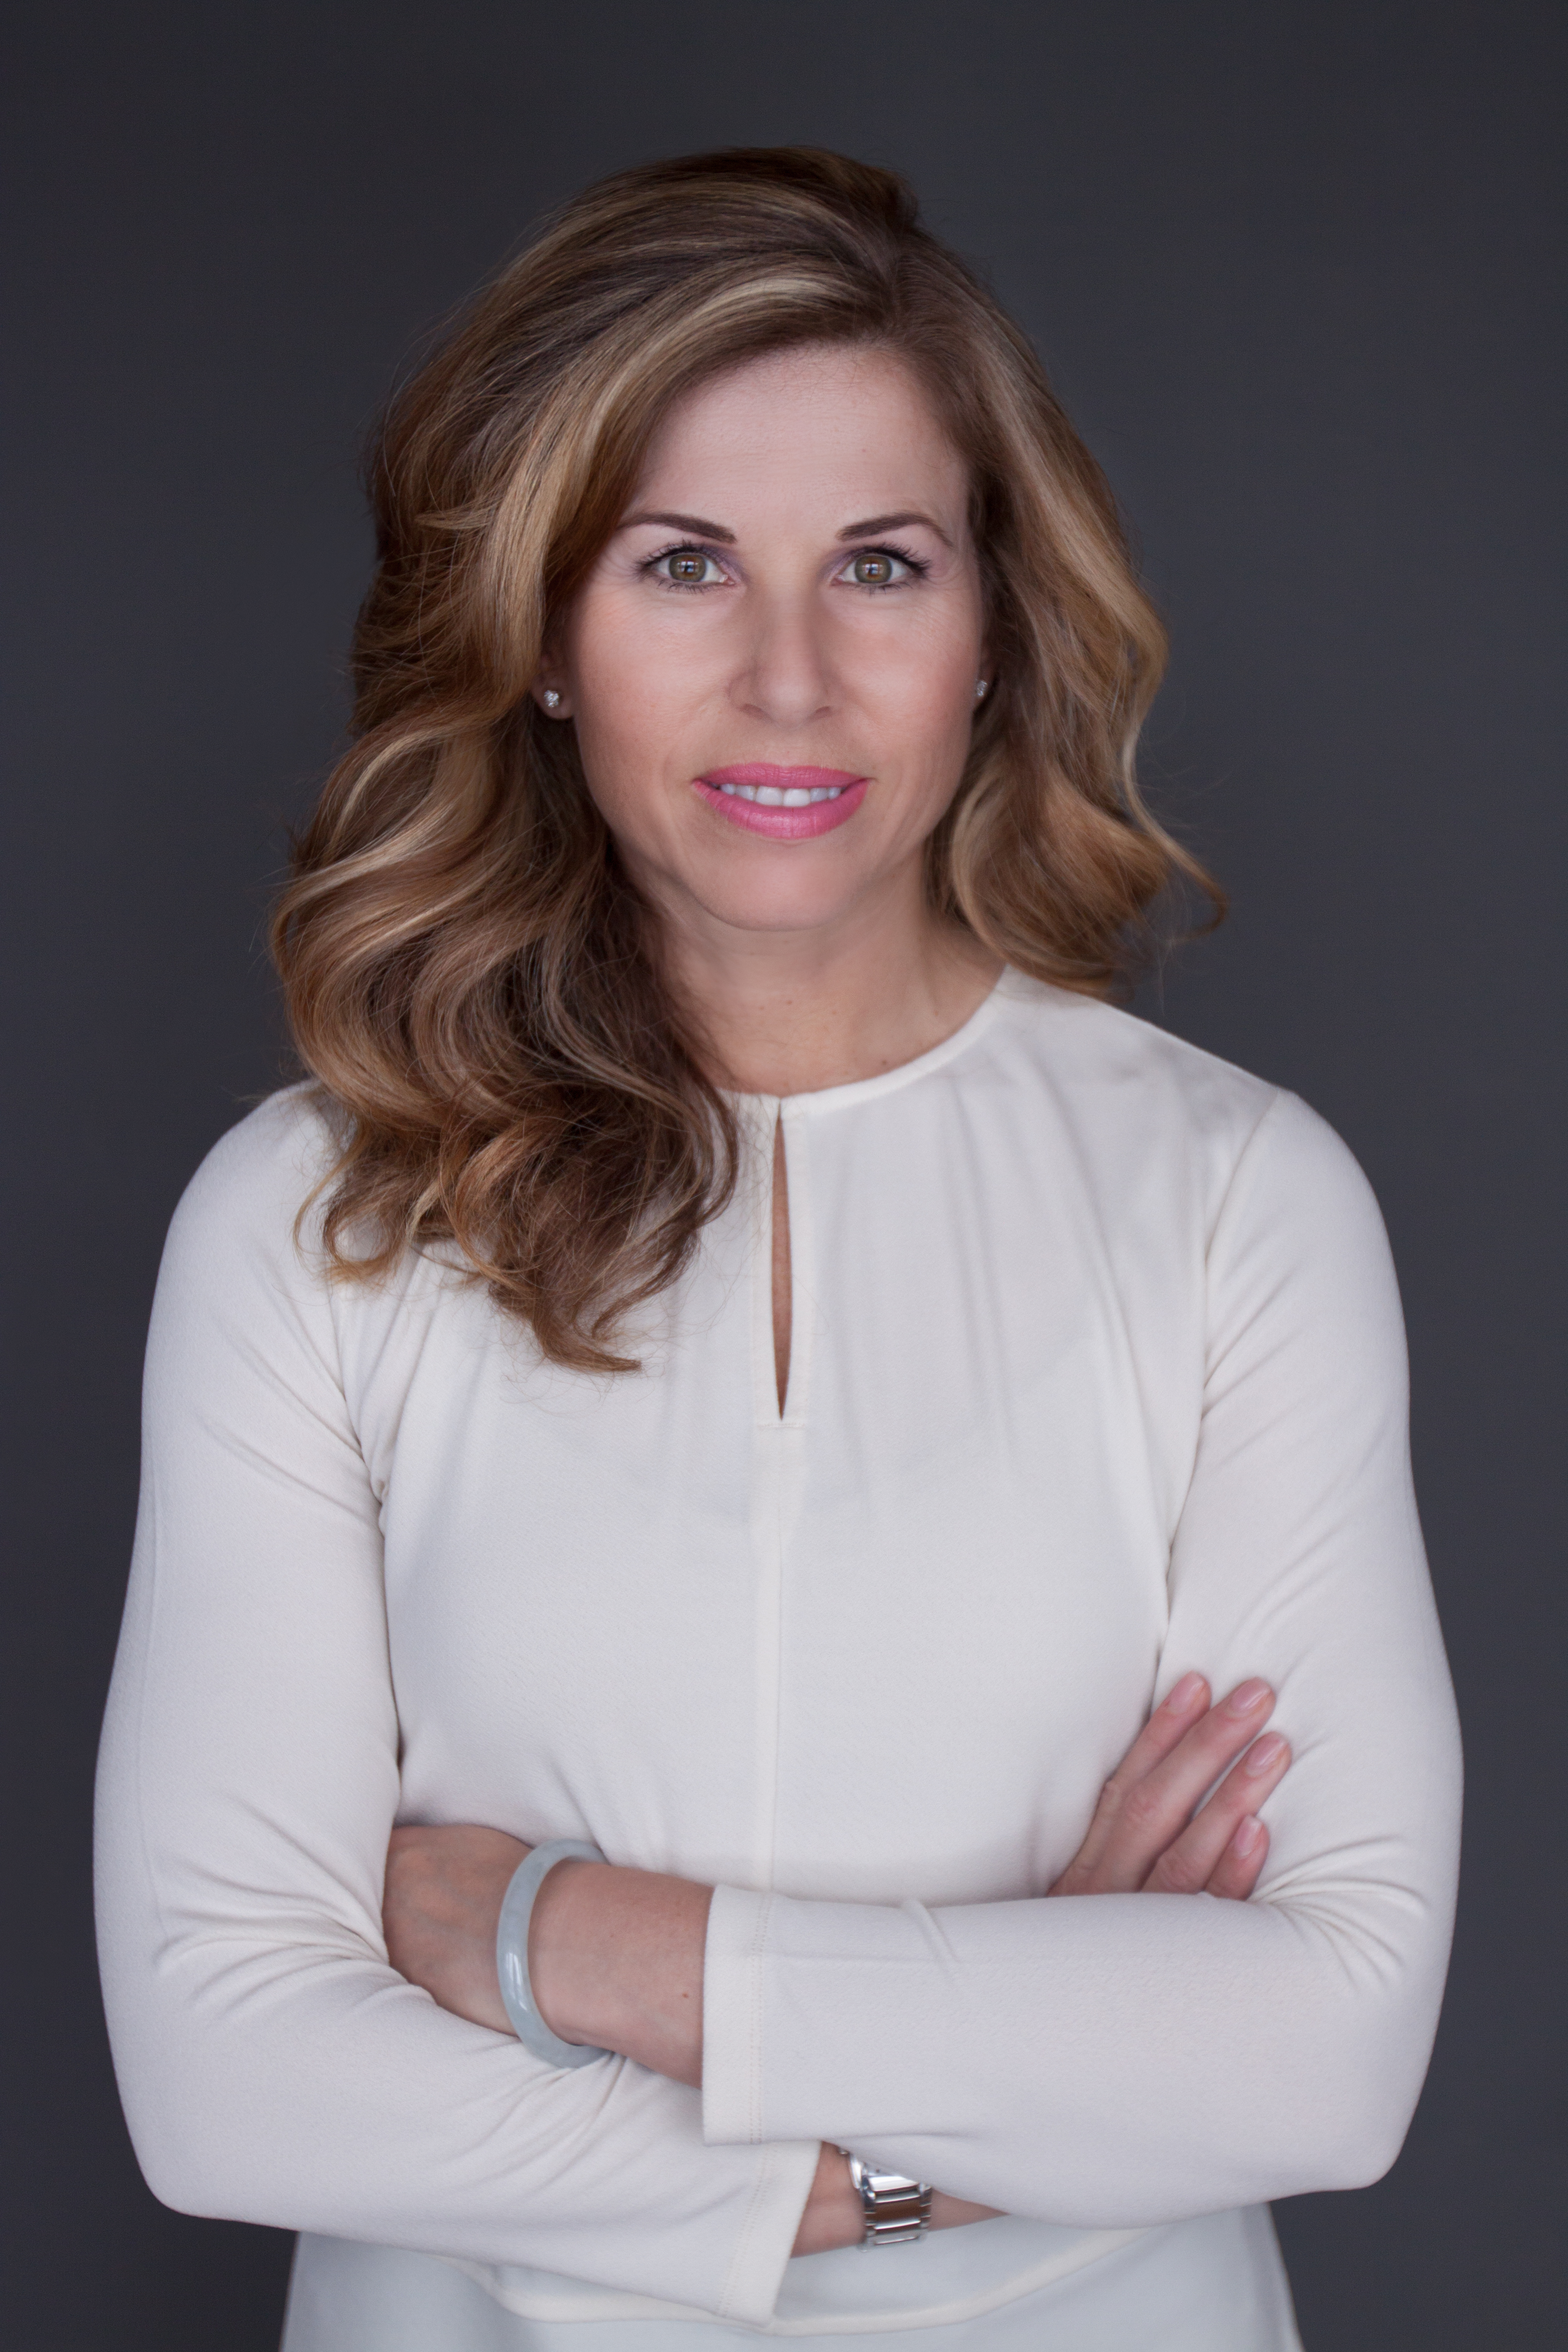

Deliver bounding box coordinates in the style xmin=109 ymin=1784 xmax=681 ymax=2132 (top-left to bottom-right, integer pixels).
xmin=384 ymin=1094 xmax=1461 ymax=2230
xmin=385 ymin=1664 xmax=1293 ymax=2248
xmin=699 ymin=1097 xmax=1461 ymax=2219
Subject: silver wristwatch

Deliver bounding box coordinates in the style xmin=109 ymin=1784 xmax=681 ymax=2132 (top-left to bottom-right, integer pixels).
xmin=839 ymin=2149 xmax=933 ymax=2246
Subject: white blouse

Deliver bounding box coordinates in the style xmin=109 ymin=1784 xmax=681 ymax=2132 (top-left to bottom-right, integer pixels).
xmin=95 ymin=972 xmax=1460 ymax=2344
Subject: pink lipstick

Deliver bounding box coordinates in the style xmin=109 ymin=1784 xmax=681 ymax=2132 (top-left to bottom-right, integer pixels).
xmin=695 ymin=764 xmax=868 ymax=840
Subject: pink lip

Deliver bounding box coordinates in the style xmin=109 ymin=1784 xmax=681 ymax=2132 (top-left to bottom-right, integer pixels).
xmin=694 ymin=765 xmax=869 ymax=840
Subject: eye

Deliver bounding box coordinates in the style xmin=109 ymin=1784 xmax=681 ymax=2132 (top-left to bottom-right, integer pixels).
xmin=838 ymin=547 xmax=924 ymax=589
xmin=651 ymin=546 xmax=727 ymax=588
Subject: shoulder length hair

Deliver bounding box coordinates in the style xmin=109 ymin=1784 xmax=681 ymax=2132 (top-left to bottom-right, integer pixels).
xmin=272 ymin=146 xmax=1219 ymax=1372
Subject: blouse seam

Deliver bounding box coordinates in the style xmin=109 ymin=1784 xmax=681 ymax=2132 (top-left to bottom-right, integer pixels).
xmin=1202 ymin=1087 xmax=1290 ymax=1267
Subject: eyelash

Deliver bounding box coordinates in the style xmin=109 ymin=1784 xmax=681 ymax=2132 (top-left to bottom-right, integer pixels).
xmin=640 ymin=540 xmax=931 ymax=593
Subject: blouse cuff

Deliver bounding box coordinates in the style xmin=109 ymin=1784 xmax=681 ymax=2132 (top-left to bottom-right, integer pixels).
xmin=703 ymin=1889 xmax=819 ymax=2317
xmin=712 ymin=2131 xmax=821 ymax=2324
xmin=703 ymin=1884 xmax=778 ymax=2146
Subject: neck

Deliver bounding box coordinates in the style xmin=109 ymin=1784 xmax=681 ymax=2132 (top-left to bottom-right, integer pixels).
xmin=648 ymin=863 xmax=1003 ymax=1098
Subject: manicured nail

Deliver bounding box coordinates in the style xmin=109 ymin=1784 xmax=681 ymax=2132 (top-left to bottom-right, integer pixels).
xmin=1244 ymin=1732 xmax=1287 ymax=1776
xmin=1164 ymin=1671 xmax=1205 ymax=1715
xmin=1231 ymin=1816 xmax=1264 ymax=1857
xmin=1225 ymin=1678 xmax=1272 ymax=1716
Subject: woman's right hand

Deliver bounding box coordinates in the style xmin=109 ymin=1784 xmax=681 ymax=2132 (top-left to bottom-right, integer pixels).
xmin=1048 ymin=1673 xmax=1290 ymax=1900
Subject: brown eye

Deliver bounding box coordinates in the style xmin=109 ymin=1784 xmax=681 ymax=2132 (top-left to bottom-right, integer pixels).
xmin=851 ymin=552 xmax=895 ymax=586
xmin=663 ymin=550 xmax=714 ymax=583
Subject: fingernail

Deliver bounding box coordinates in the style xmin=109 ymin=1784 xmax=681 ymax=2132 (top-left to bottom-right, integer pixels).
xmin=1164 ymin=1671 xmax=1205 ymax=1714
xmin=1232 ymin=1815 xmax=1264 ymax=1857
xmin=1244 ymin=1732 xmax=1287 ymax=1776
xmin=1225 ymin=1678 xmax=1272 ymax=1716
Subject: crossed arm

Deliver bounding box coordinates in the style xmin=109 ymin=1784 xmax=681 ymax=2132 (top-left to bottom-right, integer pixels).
xmin=96 ymin=1091 xmax=1461 ymax=2320
xmin=384 ymin=1670 xmax=1291 ymax=2254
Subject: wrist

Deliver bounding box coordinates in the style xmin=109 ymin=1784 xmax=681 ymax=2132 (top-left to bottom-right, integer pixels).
xmin=528 ymin=1860 xmax=712 ymax=2087
xmin=792 ymin=2144 xmax=863 ymax=2256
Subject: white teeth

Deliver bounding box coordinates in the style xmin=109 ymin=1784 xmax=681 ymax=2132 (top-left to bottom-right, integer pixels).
xmin=717 ymin=782 xmax=846 ymax=804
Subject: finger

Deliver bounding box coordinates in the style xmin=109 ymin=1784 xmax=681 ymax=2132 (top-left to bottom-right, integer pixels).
xmin=1140 ymin=1731 xmax=1291 ymax=1895
xmin=1121 ymin=1672 xmax=1214 ymax=1780
xmin=1204 ymin=1814 xmax=1270 ymax=1903
xmin=1056 ymin=1673 xmax=1210 ymax=1886
xmin=1089 ymin=1680 xmax=1276 ymax=1891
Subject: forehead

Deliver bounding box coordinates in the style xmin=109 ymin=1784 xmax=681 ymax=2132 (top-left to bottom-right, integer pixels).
xmin=630 ymin=344 xmax=968 ymax=522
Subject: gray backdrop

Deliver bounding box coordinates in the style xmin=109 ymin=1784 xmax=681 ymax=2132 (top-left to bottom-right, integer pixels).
xmin=4 ymin=3 xmax=1563 ymax=2345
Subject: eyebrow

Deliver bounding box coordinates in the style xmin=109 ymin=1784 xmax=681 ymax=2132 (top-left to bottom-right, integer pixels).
xmin=618 ymin=509 xmax=736 ymax=543
xmin=838 ymin=510 xmax=953 ymax=547
xmin=617 ymin=506 xmax=954 ymax=549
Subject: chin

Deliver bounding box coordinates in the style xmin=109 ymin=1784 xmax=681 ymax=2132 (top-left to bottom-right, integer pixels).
xmin=683 ymin=860 xmax=878 ymax=938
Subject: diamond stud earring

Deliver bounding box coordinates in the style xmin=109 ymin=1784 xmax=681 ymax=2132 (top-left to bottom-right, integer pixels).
xmin=974 ymin=679 xmax=988 ymax=700
xmin=542 ymin=689 xmax=561 ymax=710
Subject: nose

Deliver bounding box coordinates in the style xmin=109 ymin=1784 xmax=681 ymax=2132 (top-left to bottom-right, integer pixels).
xmin=730 ymin=588 xmax=834 ymax=729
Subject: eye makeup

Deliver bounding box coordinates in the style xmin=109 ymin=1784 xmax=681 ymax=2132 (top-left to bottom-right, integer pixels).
xmin=637 ymin=538 xmax=932 ymax=592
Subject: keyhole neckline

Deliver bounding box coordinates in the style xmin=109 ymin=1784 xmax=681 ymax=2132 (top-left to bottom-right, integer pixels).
xmin=717 ymin=969 xmax=1014 ymax=1121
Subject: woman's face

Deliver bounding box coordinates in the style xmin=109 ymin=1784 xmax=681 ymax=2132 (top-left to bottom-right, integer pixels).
xmin=542 ymin=344 xmax=988 ymax=946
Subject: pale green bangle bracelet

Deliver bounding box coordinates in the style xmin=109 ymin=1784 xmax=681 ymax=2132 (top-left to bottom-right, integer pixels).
xmin=494 ymin=1838 xmax=611 ymax=2068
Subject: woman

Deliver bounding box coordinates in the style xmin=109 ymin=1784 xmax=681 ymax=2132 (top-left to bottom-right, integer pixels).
xmin=95 ymin=149 xmax=1460 ymax=2351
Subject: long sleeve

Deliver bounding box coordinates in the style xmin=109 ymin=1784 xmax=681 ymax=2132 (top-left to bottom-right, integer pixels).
xmin=701 ymin=1091 xmax=1461 ymax=2224
xmin=94 ymin=1101 xmax=817 ymax=2325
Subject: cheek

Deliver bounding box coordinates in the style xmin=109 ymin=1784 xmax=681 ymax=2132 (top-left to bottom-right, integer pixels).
xmin=856 ymin=621 xmax=980 ymax=771
xmin=563 ymin=611 xmax=679 ymax=821
xmin=570 ymin=599 xmax=708 ymax=755
xmin=848 ymin=569 xmax=984 ymax=706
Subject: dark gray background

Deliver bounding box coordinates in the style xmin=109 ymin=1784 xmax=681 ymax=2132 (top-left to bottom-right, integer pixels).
xmin=4 ymin=2 xmax=1563 ymax=2345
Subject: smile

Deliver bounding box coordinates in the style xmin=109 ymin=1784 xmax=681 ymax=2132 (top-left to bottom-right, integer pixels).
xmin=719 ymin=782 xmax=844 ymax=805
xmin=695 ymin=765 xmax=869 ymax=840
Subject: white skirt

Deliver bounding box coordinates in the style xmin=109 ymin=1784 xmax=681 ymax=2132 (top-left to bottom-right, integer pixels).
xmin=281 ymin=2208 xmax=1302 ymax=2351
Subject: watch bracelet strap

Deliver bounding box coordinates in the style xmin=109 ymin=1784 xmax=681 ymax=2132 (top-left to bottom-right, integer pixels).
xmin=838 ymin=2149 xmax=933 ymax=2246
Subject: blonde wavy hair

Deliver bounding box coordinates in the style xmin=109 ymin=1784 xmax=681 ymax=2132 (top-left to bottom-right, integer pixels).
xmin=273 ymin=147 xmax=1219 ymax=1372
